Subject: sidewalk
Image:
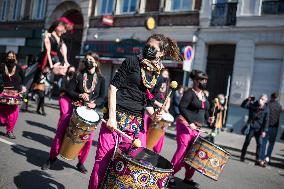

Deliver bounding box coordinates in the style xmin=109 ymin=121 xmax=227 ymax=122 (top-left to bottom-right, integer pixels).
xmin=165 ymin=127 xmax=284 ymax=162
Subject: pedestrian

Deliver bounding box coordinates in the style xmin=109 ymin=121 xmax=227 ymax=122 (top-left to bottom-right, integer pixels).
xmin=41 ymin=51 xmax=105 ymax=173
xmin=240 ymin=94 xmax=269 ymax=167
xmin=260 ymin=92 xmax=282 ymax=165
xmin=0 ymin=51 xmax=26 ymax=139
xmin=88 ymin=33 xmax=182 ymax=189
xmin=172 ymin=86 xmax=184 ymax=119
xmin=168 ymin=70 xmax=214 ymax=188
xmin=33 ymin=66 xmax=51 ymax=116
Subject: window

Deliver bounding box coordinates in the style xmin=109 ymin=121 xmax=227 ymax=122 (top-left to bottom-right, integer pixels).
xmin=32 ymin=0 xmax=46 ymax=19
xmin=0 ymin=0 xmax=9 ymax=21
xmin=118 ymin=0 xmax=138 ymax=14
xmin=164 ymin=0 xmax=194 ymax=12
xmin=211 ymin=0 xmax=238 ymax=26
xmin=97 ymin=0 xmax=114 ymax=15
xmin=12 ymin=0 xmax=22 ymax=20
xmin=262 ymin=0 xmax=284 ymax=15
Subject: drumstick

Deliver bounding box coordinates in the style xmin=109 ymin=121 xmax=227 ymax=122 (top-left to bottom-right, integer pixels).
xmin=195 ymin=128 xmax=210 ymax=135
xmin=159 ymin=81 xmax=178 ymax=112
xmin=101 ymin=119 xmax=141 ymax=147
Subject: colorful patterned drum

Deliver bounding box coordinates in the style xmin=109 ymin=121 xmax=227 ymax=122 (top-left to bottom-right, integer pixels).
xmin=146 ymin=113 xmax=174 ymax=150
xmin=60 ymin=106 xmax=100 ymax=160
xmin=184 ymin=137 xmax=230 ymax=181
xmin=102 ymin=143 xmax=173 ymax=189
xmin=0 ymin=89 xmax=22 ymax=105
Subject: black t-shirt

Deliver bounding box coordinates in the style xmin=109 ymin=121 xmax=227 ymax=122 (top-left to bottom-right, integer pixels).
xmin=0 ymin=62 xmax=24 ymax=91
xmin=66 ymin=71 xmax=106 ymax=107
xmin=111 ymin=56 xmax=161 ymax=117
xmin=179 ymin=88 xmax=210 ymax=126
xmin=268 ymin=100 xmax=282 ymax=127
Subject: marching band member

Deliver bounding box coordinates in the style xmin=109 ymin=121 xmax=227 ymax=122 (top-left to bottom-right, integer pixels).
xmin=88 ymin=34 xmax=182 ymax=189
xmin=41 ymin=52 xmax=105 ymax=173
xmin=144 ymin=68 xmax=171 ymax=154
xmin=0 ymin=51 xmax=26 ymax=139
xmin=168 ymin=70 xmax=214 ymax=188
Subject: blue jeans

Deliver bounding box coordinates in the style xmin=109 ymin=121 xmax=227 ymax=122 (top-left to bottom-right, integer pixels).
xmin=260 ymin=127 xmax=278 ymax=160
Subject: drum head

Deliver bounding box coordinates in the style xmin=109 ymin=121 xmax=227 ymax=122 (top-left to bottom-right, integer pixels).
xmin=75 ymin=106 xmax=100 ymax=124
xmin=119 ymin=143 xmax=172 ymax=172
xmin=161 ymin=113 xmax=174 ymax=123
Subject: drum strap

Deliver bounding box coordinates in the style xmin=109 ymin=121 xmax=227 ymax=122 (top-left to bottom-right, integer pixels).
xmin=111 ymin=135 xmax=119 ymax=161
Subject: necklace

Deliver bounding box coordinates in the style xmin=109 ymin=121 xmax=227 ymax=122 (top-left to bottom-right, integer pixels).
xmin=83 ymin=72 xmax=97 ymax=94
xmin=5 ymin=65 xmax=16 ymax=80
xmin=192 ymin=88 xmax=206 ymax=109
xmin=141 ymin=68 xmax=158 ymax=89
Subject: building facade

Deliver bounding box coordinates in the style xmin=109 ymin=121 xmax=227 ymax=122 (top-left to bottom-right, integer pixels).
xmin=196 ymin=0 xmax=284 ymax=136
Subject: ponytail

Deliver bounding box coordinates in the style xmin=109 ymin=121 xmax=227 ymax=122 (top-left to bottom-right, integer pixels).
xmin=166 ymin=37 xmax=183 ymax=61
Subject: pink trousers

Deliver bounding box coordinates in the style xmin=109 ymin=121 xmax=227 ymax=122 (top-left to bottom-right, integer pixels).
xmin=88 ymin=122 xmax=145 ymax=189
xmin=171 ymin=119 xmax=199 ymax=180
xmin=144 ymin=113 xmax=165 ymax=154
xmin=49 ymin=96 xmax=94 ymax=164
xmin=0 ymin=104 xmax=19 ymax=132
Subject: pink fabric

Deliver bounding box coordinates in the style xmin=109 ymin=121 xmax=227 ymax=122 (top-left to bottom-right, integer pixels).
xmin=171 ymin=119 xmax=199 ymax=180
xmin=88 ymin=122 xmax=145 ymax=189
xmin=143 ymin=112 xmax=165 ymax=154
xmin=50 ymin=96 xmax=94 ymax=163
xmin=0 ymin=104 xmax=19 ymax=132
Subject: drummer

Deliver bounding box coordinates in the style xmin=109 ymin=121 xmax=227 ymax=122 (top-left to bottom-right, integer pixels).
xmin=144 ymin=68 xmax=171 ymax=154
xmin=88 ymin=33 xmax=182 ymax=189
xmin=0 ymin=51 xmax=26 ymax=139
xmin=41 ymin=51 xmax=105 ymax=173
xmin=167 ymin=70 xmax=214 ymax=188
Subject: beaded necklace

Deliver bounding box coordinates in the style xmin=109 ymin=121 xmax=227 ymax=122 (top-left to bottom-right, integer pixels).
xmin=83 ymin=72 xmax=97 ymax=93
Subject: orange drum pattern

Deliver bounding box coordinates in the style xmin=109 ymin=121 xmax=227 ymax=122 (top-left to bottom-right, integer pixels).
xmin=184 ymin=137 xmax=230 ymax=181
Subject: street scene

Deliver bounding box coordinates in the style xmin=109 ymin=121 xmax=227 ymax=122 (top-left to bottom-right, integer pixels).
xmin=0 ymin=0 xmax=284 ymax=189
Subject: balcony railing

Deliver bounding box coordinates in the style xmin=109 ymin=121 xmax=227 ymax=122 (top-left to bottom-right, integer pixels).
xmin=262 ymin=1 xmax=284 ymax=15
xmin=210 ymin=3 xmax=237 ymax=26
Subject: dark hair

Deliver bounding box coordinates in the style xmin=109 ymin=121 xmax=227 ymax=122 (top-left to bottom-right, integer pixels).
xmin=189 ymin=69 xmax=208 ymax=80
xmin=271 ymin=92 xmax=279 ymax=100
xmin=84 ymin=51 xmax=101 ymax=75
xmin=146 ymin=34 xmax=183 ymax=61
xmin=47 ymin=21 xmax=66 ymax=33
xmin=6 ymin=51 xmax=18 ymax=63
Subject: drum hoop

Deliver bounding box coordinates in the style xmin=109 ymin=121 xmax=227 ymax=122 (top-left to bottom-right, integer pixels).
xmin=74 ymin=109 xmax=100 ymax=125
xmin=116 ymin=148 xmax=173 ymax=173
xmin=197 ymin=137 xmax=230 ymax=155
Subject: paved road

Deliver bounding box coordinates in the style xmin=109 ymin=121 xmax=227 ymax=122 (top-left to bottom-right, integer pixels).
xmin=0 ymin=102 xmax=283 ymax=189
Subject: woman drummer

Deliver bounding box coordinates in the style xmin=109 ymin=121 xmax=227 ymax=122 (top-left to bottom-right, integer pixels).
xmin=144 ymin=68 xmax=171 ymax=154
xmin=0 ymin=51 xmax=26 ymax=139
xmin=41 ymin=51 xmax=105 ymax=173
xmin=167 ymin=70 xmax=214 ymax=188
xmin=88 ymin=33 xmax=182 ymax=189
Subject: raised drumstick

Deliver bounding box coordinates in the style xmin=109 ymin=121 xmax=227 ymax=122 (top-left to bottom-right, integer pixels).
xmin=160 ymin=81 xmax=178 ymax=112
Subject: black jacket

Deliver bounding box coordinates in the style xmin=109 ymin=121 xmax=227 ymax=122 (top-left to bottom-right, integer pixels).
xmin=241 ymin=99 xmax=269 ymax=132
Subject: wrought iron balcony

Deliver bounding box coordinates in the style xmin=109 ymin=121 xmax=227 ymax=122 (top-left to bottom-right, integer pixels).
xmin=210 ymin=3 xmax=237 ymax=26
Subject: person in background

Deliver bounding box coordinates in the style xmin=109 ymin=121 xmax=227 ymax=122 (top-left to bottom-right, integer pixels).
xmin=240 ymin=94 xmax=269 ymax=167
xmin=0 ymin=51 xmax=26 ymax=139
xmin=260 ymin=92 xmax=282 ymax=165
xmin=172 ymin=86 xmax=184 ymax=119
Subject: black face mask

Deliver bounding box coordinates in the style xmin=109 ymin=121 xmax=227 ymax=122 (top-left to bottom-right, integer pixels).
xmin=198 ymin=82 xmax=207 ymax=90
xmin=84 ymin=59 xmax=94 ymax=70
xmin=7 ymin=59 xmax=15 ymax=64
xmin=67 ymin=71 xmax=75 ymax=77
xmin=143 ymin=44 xmax=158 ymax=60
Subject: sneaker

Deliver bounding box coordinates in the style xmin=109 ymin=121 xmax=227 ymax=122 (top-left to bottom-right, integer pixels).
xmin=76 ymin=163 xmax=88 ymax=174
xmin=6 ymin=132 xmax=16 ymax=139
xmin=183 ymin=178 xmax=200 ymax=187
xmin=265 ymin=157 xmax=270 ymax=163
xmin=41 ymin=157 xmax=57 ymax=170
xmin=167 ymin=177 xmax=176 ymax=188
xmin=255 ymin=160 xmax=266 ymax=167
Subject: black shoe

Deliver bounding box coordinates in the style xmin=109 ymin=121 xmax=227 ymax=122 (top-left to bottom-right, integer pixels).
xmin=41 ymin=158 xmax=57 ymax=170
xmin=240 ymin=157 xmax=245 ymax=162
xmin=167 ymin=177 xmax=176 ymax=188
xmin=42 ymin=112 xmax=47 ymax=116
xmin=76 ymin=163 xmax=87 ymax=174
xmin=183 ymin=179 xmax=200 ymax=187
xmin=6 ymin=132 xmax=16 ymax=139
xmin=36 ymin=110 xmax=41 ymax=115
